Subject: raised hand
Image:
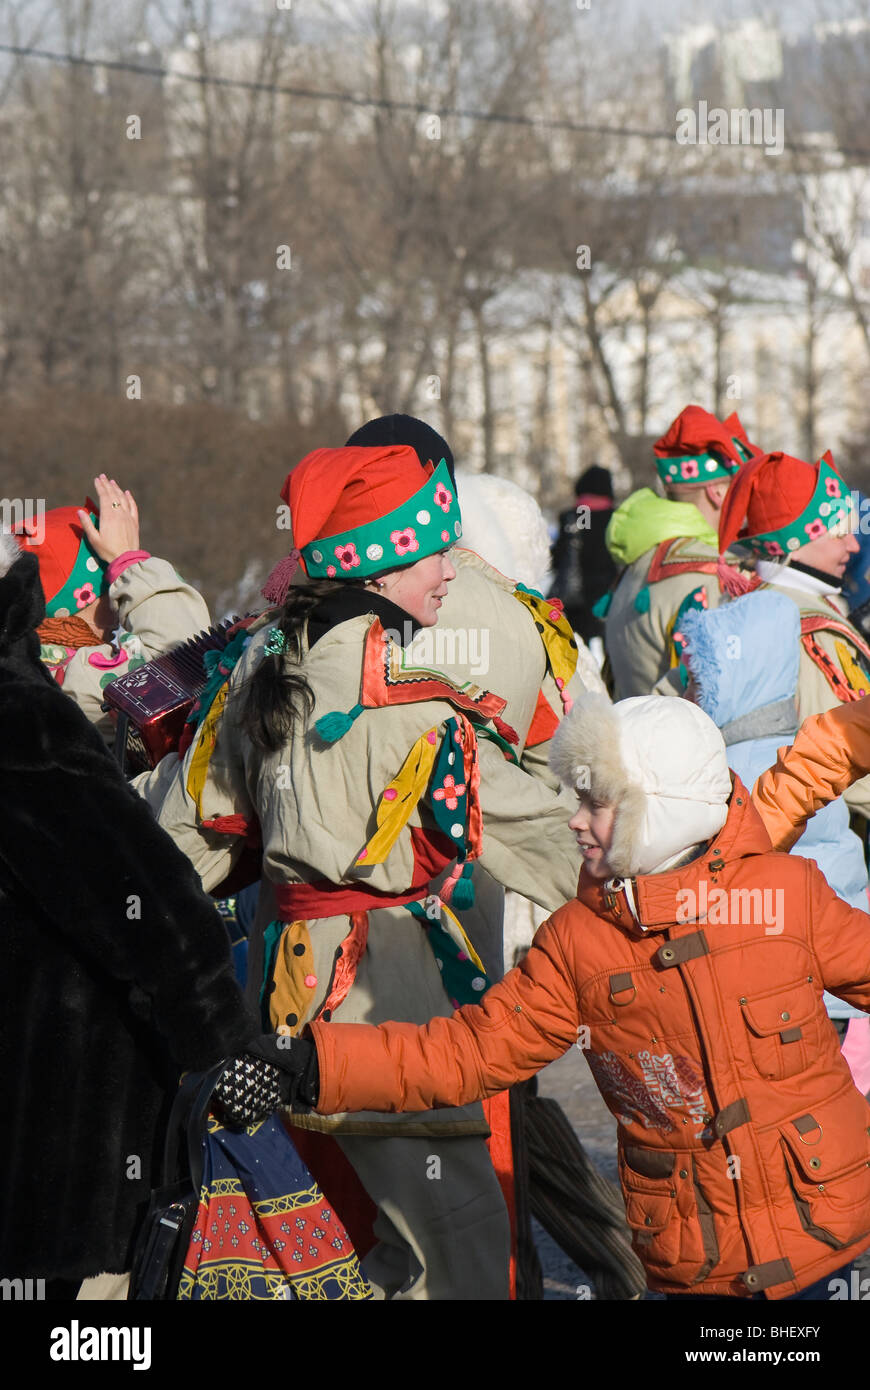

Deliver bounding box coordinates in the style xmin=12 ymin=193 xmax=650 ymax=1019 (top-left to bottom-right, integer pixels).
xmin=77 ymin=475 xmax=140 ymax=564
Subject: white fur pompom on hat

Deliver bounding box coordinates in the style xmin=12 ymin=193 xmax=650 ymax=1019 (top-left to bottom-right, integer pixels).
xmin=549 ymin=692 xmax=732 ymax=877
xmin=0 ymin=531 xmax=23 ymax=578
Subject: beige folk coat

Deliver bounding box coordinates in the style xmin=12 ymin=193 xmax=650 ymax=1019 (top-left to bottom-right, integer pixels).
xmin=420 ymin=547 xmax=602 ymax=972
xmin=606 ymin=536 xmax=725 ymax=699
xmin=139 ymin=601 xmax=582 ymax=1135
xmin=41 ymin=557 xmax=210 ymax=743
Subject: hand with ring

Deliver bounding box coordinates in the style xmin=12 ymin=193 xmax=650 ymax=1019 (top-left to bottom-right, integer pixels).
xmin=77 ymin=476 xmax=140 ymax=564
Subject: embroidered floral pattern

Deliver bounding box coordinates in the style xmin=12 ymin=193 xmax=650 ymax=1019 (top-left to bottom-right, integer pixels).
xmin=434 ymin=481 xmax=453 ymax=512
xmin=334 ymin=541 xmax=361 ymax=572
xmin=299 ymin=460 xmax=459 ymax=579
xmin=432 ymin=773 xmax=466 ymax=810
xmin=739 ymin=457 xmax=850 ymax=557
xmin=73 ymin=582 xmax=96 ymax=609
xmin=390 ymin=527 xmax=419 ymax=557
xmin=659 ymin=452 xmax=735 ymax=484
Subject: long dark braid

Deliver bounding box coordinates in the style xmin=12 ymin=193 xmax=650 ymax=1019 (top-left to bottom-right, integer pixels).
xmin=238 ymin=579 xmax=343 ymax=753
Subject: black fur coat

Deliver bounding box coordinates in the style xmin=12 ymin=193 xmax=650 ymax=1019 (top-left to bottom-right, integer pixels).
xmin=0 ymin=543 xmax=259 ymax=1280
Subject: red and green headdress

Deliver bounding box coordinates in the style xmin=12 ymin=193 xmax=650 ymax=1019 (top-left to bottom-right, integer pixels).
xmin=14 ymin=502 xmax=108 ymax=617
xmin=653 ymin=405 xmax=760 ymax=486
xmin=718 ymin=449 xmax=853 ymax=560
xmin=285 ymin=445 xmax=461 ymax=580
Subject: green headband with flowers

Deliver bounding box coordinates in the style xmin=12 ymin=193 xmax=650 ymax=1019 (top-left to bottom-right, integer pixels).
xmin=740 ymin=455 xmax=854 ymax=560
xmin=300 ymin=458 xmax=462 ymax=580
xmin=655 ymin=440 xmax=751 ymax=487
xmin=47 ymin=516 xmax=109 ymax=617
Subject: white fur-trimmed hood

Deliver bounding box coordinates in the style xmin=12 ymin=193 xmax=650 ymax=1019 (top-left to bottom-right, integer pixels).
xmin=549 ymin=693 xmax=731 ymax=877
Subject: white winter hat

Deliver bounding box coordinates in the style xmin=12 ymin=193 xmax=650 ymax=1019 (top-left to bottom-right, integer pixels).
xmin=549 ymin=693 xmax=731 ymax=877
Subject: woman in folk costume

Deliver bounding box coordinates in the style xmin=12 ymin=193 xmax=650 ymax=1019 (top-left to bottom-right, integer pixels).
xmin=716 ymin=448 xmax=870 ymax=818
xmin=601 ymin=405 xmax=758 ymax=699
xmin=345 ymin=414 xmax=606 ymax=977
xmin=142 ymin=443 xmax=582 ymax=1299
xmin=345 ymin=418 xmax=639 ymax=1299
xmin=680 ymin=591 xmax=870 ymax=1093
xmin=14 ymin=474 xmax=210 ymax=743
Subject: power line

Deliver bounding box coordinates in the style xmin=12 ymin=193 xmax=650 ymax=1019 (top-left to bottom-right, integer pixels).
xmin=1 ymin=41 xmax=868 ymax=160
xmin=0 ymin=40 xmax=674 ymax=138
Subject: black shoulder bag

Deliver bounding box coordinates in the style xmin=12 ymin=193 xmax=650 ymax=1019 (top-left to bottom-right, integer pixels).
xmin=128 ymin=1061 xmax=229 ymax=1301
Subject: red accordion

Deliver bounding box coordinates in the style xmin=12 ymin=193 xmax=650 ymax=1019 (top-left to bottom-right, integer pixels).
xmin=101 ymin=619 xmax=240 ymax=775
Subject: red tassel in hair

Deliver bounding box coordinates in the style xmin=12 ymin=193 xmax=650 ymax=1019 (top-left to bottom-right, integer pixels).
xmin=716 ymin=554 xmax=762 ymax=598
xmin=262 ymin=549 xmax=301 ymax=605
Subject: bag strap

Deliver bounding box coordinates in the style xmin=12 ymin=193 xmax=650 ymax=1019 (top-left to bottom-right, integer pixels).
xmin=161 ymin=1060 xmax=231 ymax=1190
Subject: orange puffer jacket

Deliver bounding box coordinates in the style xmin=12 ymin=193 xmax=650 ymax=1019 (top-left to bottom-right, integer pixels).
xmin=312 ymin=779 xmax=870 ymax=1298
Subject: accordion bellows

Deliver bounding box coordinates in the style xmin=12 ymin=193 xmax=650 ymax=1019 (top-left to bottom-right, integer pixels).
xmin=102 ymin=618 xmax=239 ymax=771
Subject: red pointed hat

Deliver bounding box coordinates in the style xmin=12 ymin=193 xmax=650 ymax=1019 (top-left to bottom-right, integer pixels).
xmin=281 ymin=444 xmax=461 ymax=579
xmin=13 ymin=500 xmax=108 ymax=616
xmin=653 ymin=405 xmax=760 ymax=485
xmin=717 ymin=449 xmax=853 ymax=561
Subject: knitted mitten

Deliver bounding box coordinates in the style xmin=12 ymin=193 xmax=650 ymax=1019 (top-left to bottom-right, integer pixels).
xmin=213 ymin=1055 xmax=284 ymax=1129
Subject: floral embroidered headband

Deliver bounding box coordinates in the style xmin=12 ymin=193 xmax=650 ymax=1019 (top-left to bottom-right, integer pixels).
xmin=739 ymin=456 xmax=854 ymax=560
xmin=46 ymin=515 xmax=109 ymax=618
xmin=655 ymin=442 xmax=749 ymax=487
xmin=299 ymin=459 xmax=461 ymax=579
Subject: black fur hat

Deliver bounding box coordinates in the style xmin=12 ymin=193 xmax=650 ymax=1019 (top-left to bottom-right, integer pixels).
xmin=346 ymin=414 xmax=456 ymax=489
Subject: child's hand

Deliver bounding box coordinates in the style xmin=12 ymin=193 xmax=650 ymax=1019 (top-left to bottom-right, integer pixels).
xmin=77 ymin=475 xmax=141 ymax=563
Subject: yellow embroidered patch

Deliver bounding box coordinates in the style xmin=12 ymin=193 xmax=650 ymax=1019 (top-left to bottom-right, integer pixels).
xmin=439 ymin=900 xmax=486 ymax=973
xmin=512 ymin=587 xmax=578 ymax=689
xmin=355 ymin=726 xmax=439 ymax=866
xmin=187 ymin=682 xmax=228 ymax=818
xmin=269 ymin=921 xmax=316 ymax=1034
xmin=835 ymin=639 xmax=870 ymax=696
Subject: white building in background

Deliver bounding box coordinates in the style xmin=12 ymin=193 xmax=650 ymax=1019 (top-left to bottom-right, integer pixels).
xmin=370 ymin=253 xmax=869 ymax=510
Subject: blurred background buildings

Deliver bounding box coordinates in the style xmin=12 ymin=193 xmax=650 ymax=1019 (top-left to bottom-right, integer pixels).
xmin=2 ymin=1 xmax=870 ymax=606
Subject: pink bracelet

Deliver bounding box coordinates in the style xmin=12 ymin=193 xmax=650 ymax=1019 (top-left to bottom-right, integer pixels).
xmin=106 ymin=550 xmax=152 ymax=586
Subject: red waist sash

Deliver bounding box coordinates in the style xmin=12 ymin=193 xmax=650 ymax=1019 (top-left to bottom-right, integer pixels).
xmin=276 ymin=827 xmax=455 ymax=920
xmin=275 ymin=878 xmax=427 ymax=920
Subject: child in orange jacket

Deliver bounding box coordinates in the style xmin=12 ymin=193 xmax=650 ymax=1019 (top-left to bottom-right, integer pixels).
xmin=271 ymin=693 xmax=870 ymax=1300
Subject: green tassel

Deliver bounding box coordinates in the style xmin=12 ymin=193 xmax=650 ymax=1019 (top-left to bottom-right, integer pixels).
xmin=634 ymin=585 xmax=650 ymax=613
xmin=514 ymin=581 xmax=545 ymax=600
xmin=591 ymin=592 xmax=612 ymax=619
xmin=315 ymin=702 xmax=365 ymax=743
xmin=451 ymin=861 xmax=476 ymax=909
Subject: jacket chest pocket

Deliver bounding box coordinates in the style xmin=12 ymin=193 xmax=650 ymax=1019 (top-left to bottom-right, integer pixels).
xmin=740 ymin=978 xmax=819 ymax=1082
xmin=780 ymin=1094 xmax=870 ymax=1250
xmin=619 ymin=1146 xmax=713 ymax=1283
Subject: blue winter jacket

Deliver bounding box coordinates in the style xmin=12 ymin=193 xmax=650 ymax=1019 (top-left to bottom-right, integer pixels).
xmin=682 ymin=591 xmax=868 ymax=1019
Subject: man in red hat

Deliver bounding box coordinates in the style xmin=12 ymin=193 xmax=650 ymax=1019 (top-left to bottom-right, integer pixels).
xmin=718 ymin=448 xmax=870 ymax=819
xmin=601 ymin=405 xmax=757 ymax=698
xmin=15 ymin=474 xmax=210 ymax=744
